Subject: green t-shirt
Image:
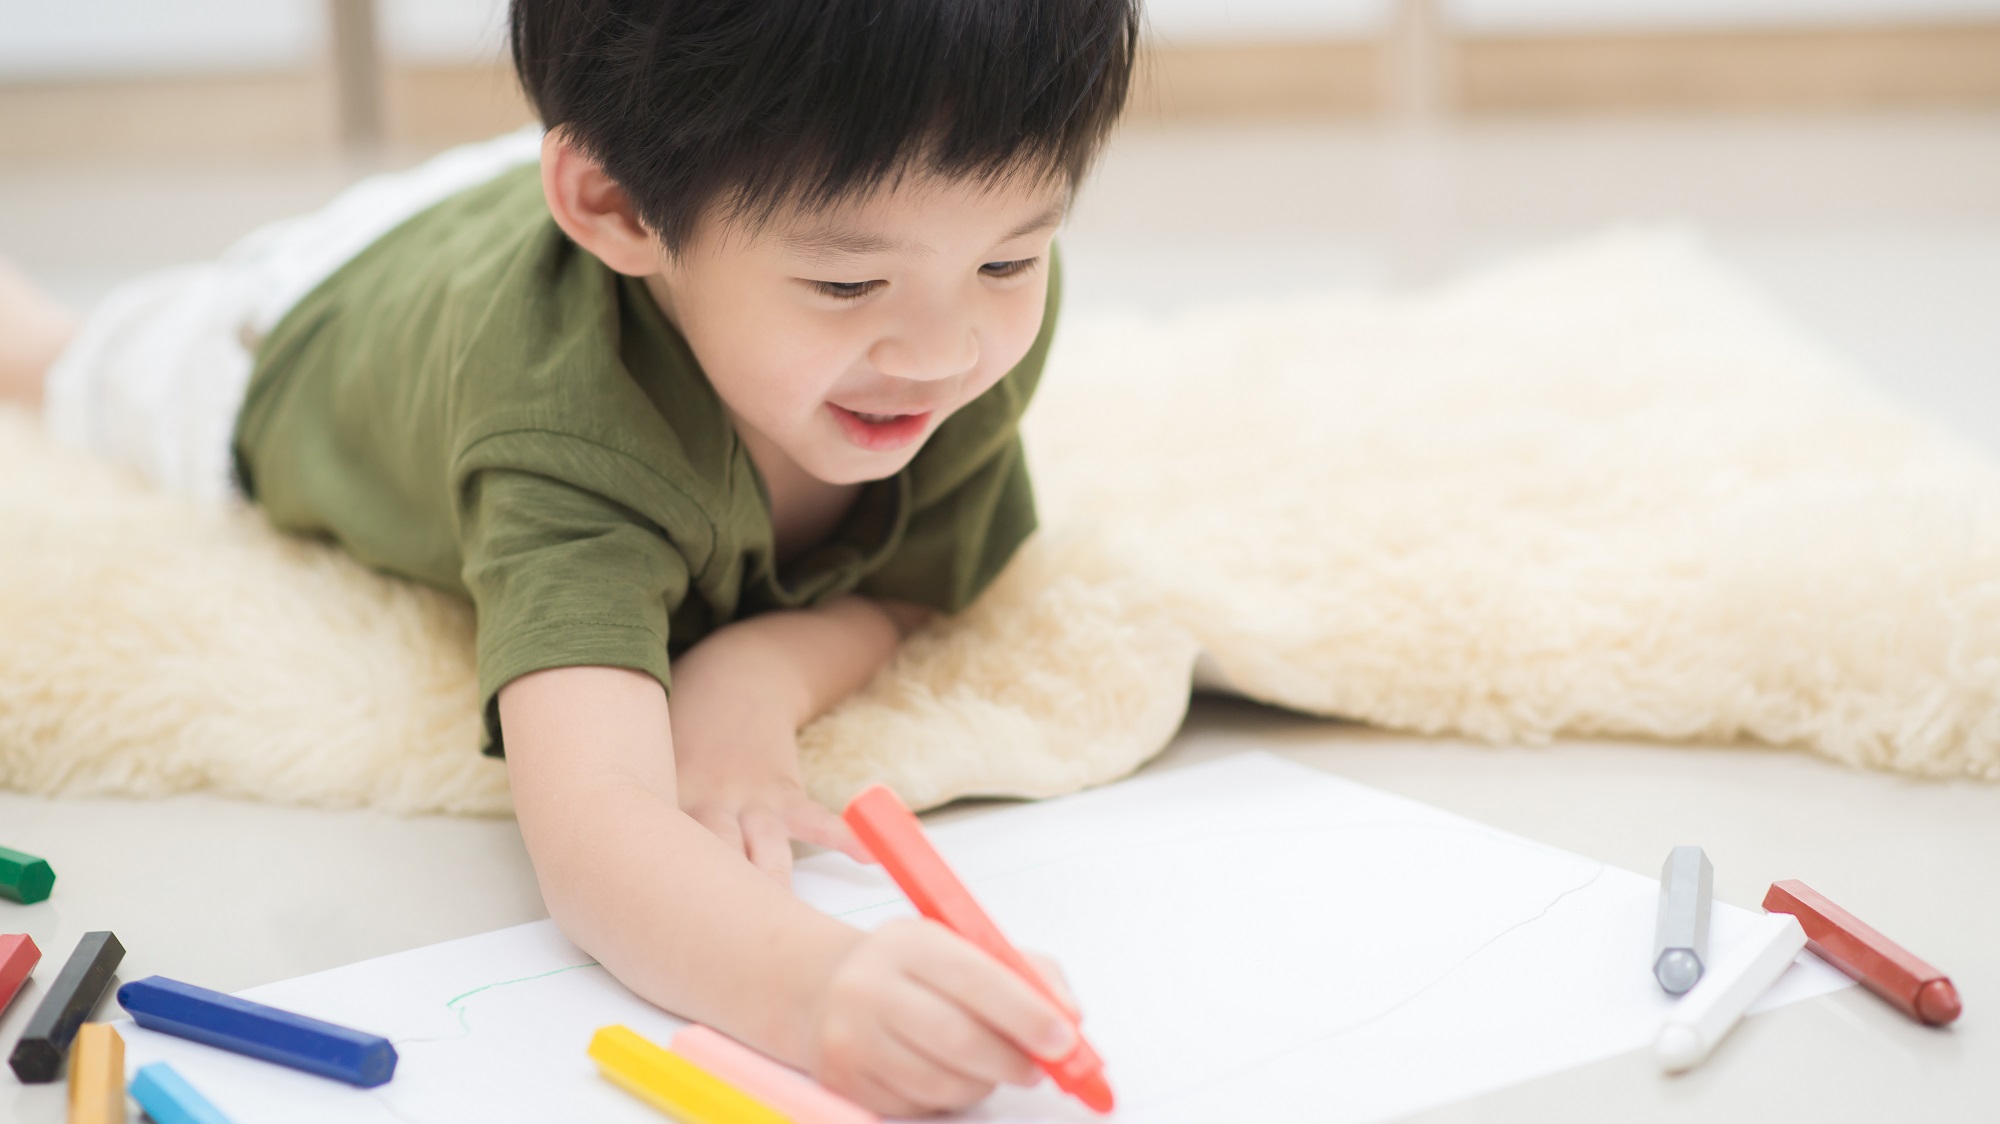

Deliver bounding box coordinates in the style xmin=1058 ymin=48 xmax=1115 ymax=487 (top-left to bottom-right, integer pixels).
xmin=234 ymin=164 xmax=1051 ymax=754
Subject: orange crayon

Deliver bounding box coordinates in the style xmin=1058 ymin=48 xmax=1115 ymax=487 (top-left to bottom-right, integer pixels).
xmin=843 ymin=785 xmax=1114 ymax=1114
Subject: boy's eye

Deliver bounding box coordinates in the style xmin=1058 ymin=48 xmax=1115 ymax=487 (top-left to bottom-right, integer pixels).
xmin=981 ymin=257 xmax=1039 ymax=279
xmin=807 ymin=279 xmax=884 ymax=300
xmin=805 ymin=258 xmax=1038 ymax=300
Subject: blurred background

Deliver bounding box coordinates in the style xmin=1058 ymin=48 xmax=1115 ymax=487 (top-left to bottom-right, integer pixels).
xmin=2 ymin=0 xmax=1997 ymax=450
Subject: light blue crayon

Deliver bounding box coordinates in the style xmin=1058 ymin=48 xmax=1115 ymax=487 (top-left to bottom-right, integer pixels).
xmin=130 ymin=1061 xmax=235 ymax=1124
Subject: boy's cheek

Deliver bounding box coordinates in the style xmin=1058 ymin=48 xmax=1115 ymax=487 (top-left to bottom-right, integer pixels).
xmin=711 ymin=314 xmax=855 ymax=402
xmin=992 ymin=294 xmax=1050 ymax=372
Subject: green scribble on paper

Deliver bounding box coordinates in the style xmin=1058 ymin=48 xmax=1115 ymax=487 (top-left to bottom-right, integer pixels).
xmin=444 ymin=961 xmax=600 ymax=1035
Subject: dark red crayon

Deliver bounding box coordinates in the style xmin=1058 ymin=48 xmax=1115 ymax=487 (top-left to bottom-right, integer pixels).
xmin=1 ymin=933 xmax=39 ymax=1016
xmin=1764 ymin=880 xmax=1960 ymax=1026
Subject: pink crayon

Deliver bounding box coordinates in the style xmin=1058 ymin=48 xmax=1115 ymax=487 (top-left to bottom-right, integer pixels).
xmin=670 ymin=1024 xmax=879 ymax=1124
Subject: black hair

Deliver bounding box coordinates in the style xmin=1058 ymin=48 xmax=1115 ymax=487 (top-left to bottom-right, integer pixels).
xmin=511 ymin=0 xmax=1141 ymax=252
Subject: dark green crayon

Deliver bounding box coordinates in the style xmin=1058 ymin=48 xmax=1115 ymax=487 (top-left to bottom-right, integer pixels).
xmin=0 ymin=845 xmax=55 ymax=904
xmin=7 ymin=930 xmax=123 ymax=1083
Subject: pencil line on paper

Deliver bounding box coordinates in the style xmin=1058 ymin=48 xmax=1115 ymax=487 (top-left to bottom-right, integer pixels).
xmin=392 ymin=961 xmax=599 ymax=1045
xmin=443 ymin=961 xmax=600 ymax=1013
xmin=1128 ymin=863 xmax=1610 ymax=1111
xmin=1302 ymin=864 xmax=1609 ymax=1043
xmin=368 ymin=1089 xmax=436 ymax=1124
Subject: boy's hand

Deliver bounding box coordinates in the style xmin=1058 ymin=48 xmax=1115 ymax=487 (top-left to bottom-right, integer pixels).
xmin=667 ymin=597 xmax=918 ymax=881
xmin=808 ymin=919 xmax=1081 ymax=1116
xmin=669 ymin=651 xmax=872 ymax=881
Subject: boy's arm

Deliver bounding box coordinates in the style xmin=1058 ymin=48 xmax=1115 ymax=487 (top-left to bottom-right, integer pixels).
xmin=665 ymin=594 xmax=933 ymax=880
xmin=499 ymin=658 xmax=1074 ymax=1117
xmin=500 ymin=665 xmax=855 ymax=1043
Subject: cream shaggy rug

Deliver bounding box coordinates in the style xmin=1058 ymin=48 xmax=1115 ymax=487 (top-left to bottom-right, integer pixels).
xmin=3 ymin=232 xmax=1996 ymax=817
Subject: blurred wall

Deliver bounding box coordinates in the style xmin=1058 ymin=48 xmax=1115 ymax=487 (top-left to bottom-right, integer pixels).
xmin=0 ymin=2 xmax=318 ymax=79
xmin=10 ymin=1 xmax=2000 ymax=78
xmin=3 ymin=0 xmax=1999 ymax=160
xmin=1451 ymin=0 xmax=2000 ymax=33
xmin=0 ymin=0 xmax=506 ymax=78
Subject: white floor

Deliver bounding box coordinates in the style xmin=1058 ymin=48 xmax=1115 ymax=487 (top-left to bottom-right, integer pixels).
xmin=2 ymin=112 xmax=1998 ymax=1121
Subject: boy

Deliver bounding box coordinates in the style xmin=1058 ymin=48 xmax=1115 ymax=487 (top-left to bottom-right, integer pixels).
xmin=0 ymin=0 xmax=1139 ymax=1114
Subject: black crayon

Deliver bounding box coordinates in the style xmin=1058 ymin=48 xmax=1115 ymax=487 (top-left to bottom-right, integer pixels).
xmin=7 ymin=930 xmax=124 ymax=1083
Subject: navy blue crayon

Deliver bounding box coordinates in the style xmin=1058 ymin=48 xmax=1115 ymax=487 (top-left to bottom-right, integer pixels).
xmin=117 ymin=976 xmax=397 ymax=1087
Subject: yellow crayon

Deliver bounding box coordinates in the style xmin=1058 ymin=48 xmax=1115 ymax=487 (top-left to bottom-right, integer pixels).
xmin=589 ymin=1025 xmax=789 ymax=1124
xmin=67 ymin=1022 xmax=124 ymax=1124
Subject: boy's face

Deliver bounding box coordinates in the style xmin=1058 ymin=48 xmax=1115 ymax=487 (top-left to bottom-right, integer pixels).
xmin=645 ymin=171 xmax=1065 ymax=487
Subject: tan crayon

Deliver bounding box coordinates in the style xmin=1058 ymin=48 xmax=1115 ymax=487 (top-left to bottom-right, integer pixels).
xmin=68 ymin=1023 xmax=125 ymax=1124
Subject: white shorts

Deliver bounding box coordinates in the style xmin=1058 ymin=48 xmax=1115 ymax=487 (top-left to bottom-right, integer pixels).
xmin=42 ymin=127 xmax=545 ymax=506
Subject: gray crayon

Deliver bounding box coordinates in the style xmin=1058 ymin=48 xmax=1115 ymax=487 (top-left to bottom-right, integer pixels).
xmin=1653 ymin=846 xmax=1713 ymax=994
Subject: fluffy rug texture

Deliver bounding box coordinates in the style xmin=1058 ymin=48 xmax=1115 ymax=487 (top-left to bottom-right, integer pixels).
xmin=3 ymin=233 xmax=1996 ymax=817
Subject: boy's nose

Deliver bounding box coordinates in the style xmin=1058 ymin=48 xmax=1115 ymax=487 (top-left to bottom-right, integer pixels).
xmin=871 ymin=316 xmax=979 ymax=383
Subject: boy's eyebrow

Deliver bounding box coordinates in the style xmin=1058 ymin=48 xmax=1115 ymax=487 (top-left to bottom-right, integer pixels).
xmin=779 ymin=202 xmax=1067 ymax=262
xmin=780 ymin=227 xmax=910 ymax=260
xmin=999 ymin=202 xmax=1068 ymax=244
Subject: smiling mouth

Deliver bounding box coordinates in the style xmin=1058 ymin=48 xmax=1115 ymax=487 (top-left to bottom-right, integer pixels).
xmin=828 ymin=403 xmax=934 ymax=451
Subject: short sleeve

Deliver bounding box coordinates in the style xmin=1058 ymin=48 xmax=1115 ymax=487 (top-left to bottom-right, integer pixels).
xmin=458 ymin=467 xmax=691 ymax=755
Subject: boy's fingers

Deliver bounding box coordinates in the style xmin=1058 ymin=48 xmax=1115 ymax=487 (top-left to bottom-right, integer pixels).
xmin=825 ymin=1068 xmax=924 ymax=1121
xmin=868 ymin=1024 xmax=999 ymax=1112
xmin=908 ymin=927 xmax=1076 ymax=1063
xmin=856 ymin=1074 xmax=933 ymax=1122
xmin=691 ymin=807 xmax=744 ymax=857
xmin=881 ymin=976 xmax=1041 ymax=1088
xmin=741 ymin=806 xmax=794 ymax=883
xmin=1025 ymin=951 xmax=1081 ymax=1020
xmin=784 ymin=797 xmax=876 ymax=864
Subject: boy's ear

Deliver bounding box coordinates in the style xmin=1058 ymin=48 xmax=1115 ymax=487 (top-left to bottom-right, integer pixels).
xmin=540 ymin=131 xmax=661 ymax=277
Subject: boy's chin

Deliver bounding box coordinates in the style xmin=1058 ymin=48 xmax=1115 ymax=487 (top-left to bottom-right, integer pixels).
xmin=800 ymin=440 xmax=924 ymax=487
xmin=796 ymin=415 xmax=934 ymax=484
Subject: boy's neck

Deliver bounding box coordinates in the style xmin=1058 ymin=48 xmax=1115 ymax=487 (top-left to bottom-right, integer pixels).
xmin=732 ymin=412 xmax=862 ymax=562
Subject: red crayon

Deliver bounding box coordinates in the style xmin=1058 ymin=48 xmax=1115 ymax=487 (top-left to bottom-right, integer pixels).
xmin=1764 ymin=880 xmax=1961 ymax=1026
xmin=842 ymin=786 xmax=1115 ymax=1114
xmin=0 ymin=934 xmax=38 ymax=1017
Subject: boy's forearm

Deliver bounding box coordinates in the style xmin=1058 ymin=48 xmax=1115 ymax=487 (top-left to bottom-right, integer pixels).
xmin=499 ymin=666 xmax=859 ymax=1063
xmin=675 ymin=594 xmax=931 ymax=727
xmin=500 ymin=599 xmax=932 ymax=1062
xmin=530 ymin=776 xmax=860 ymax=1059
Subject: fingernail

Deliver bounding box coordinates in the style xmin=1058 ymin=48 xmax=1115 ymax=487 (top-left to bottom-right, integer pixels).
xmin=1037 ymin=1020 xmax=1077 ymax=1060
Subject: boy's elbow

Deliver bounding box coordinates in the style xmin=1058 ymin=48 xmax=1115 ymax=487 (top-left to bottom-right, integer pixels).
xmin=875 ymin=599 xmax=935 ymax=638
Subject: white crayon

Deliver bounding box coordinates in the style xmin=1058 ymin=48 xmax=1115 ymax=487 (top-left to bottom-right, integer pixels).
xmin=1657 ymin=911 xmax=1807 ymax=1073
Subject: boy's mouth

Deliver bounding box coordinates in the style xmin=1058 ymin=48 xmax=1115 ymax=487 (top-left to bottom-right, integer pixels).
xmin=828 ymin=403 xmax=932 ymax=452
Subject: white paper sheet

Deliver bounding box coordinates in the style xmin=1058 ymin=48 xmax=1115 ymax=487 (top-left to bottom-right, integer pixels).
xmin=114 ymin=753 xmax=1851 ymax=1123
